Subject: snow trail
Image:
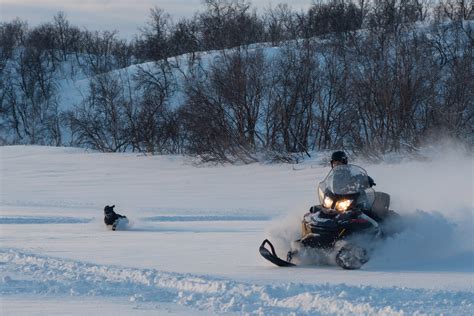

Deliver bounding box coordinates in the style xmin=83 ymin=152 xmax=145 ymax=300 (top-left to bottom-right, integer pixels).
xmin=0 ymin=216 xmax=92 ymax=224
xmin=1 ymin=249 xmax=472 ymax=315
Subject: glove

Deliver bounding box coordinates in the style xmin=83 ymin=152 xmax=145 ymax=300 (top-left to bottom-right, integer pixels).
xmin=368 ymin=176 xmax=376 ymax=187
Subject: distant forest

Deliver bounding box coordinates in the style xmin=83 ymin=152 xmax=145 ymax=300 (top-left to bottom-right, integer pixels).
xmin=1 ymin=0 xmax=473 ymax=162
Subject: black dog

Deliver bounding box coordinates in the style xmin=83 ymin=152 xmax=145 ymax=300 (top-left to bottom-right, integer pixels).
xmin=104 ymin=205 xmax=127 ymax=230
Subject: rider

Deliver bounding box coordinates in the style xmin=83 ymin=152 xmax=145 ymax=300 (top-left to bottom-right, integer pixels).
xmin=330 ymin=150 xmax=375 ymax=187
xmin=310 ymin=151 xmax=380 ymax=218
xmin=328 ymin=151 xmax=400 ymax=227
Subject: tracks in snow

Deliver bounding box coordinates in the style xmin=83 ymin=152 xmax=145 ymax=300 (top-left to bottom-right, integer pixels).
xmin=1 ymin=249 xmax=472 ymax=315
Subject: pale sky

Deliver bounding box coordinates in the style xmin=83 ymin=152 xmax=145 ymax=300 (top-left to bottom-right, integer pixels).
xmin=1 ymin=0 xmax=313 ymax=40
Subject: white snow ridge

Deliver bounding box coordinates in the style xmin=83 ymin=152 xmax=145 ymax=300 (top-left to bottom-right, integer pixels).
xmin=1 ymin=249 xmax=471 ymax=315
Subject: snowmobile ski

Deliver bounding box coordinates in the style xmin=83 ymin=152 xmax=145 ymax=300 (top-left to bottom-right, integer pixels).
xmin=259 ymin=239 xmax=295 ymax=267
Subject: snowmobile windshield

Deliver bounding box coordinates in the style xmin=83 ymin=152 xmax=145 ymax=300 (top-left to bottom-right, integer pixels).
xmin=320 ymin=164 xmax=371 ymax=195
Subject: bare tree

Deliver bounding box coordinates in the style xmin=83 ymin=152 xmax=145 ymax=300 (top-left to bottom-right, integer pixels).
xmin=2 ymin=45 xmax=60 ymax=144
xmin=427 ymin=22 xmax=474 ymax=142
xmin=131 ymin=60 xmax=179 ymax=153
xmin=210 ymin=48 xmax=267 ymax=148
xmin=307 ymin=0 xmax=365 ymax=36
xmin=169 ymin=18 xmax=200 ymax=57
xmin=0 ymin=19 xmax=27 ymax=71
xmin=262 ymin=4 xmax=299 ymax=45
xmin=180 ymin=49 xmax=264 ymax=163
xmin=78 ymin=30 xmax=131 ymax=75
xmin=134 ymin=7 xmax=172 ymax=61
xmin=436 ymin=0 xmax=474 ymax=20
xmin=199 ymin=0 xmax=264 ymax=50
xmin=67 ymin=73 xmax=133 ymax=152
xmin=313 ymin=48 xmax=352 ymax=150
xmin=264 ymin=40 xmax=318 ymax=154
xmin=52 ymin=12 xmax=82 ymax=61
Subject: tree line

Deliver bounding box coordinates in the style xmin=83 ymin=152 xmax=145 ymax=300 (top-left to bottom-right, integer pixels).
xmin=1 ymin=0 xmax=473 ymax=162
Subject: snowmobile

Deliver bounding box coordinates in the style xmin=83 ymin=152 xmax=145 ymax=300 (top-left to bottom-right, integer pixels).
xmin=260 ymin=164 xmax=393 ymax=269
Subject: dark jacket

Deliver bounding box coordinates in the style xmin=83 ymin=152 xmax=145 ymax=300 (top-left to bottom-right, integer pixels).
xmin=104 ymin=205 xmax=126 ymax=225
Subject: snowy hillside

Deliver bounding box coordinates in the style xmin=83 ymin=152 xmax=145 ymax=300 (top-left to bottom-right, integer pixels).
xmin=1 ymin=145 xmax=473 ymax=315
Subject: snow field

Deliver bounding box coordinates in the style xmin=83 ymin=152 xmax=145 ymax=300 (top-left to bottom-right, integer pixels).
xmin=1 ymin=145 xmax=473 ymax=315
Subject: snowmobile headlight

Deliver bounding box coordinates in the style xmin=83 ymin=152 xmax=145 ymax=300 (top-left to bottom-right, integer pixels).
xmin=335 ymin=199 xmax=353 ymax=212
xmin=323 ymin=196 xmax=333 ymax=208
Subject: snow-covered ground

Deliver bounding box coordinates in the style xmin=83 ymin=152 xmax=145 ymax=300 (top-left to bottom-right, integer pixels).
xmin=1 ymin=145 xmax=473 ymax=315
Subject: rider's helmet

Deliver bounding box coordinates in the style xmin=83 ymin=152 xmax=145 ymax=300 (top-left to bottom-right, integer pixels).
xmin=330 ymin=151 xmax=348 ymax=168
